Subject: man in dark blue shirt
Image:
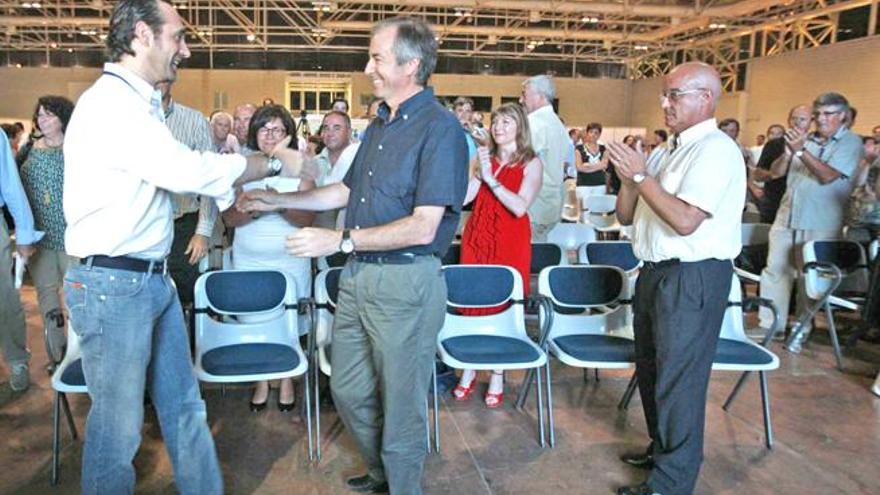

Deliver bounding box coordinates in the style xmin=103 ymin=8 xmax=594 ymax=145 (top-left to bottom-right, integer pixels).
xmin=238 ymin=17 xmax=468 ymax=495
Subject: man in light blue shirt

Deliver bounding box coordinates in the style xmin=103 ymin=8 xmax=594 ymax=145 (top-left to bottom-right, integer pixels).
xmin=0 ymin=130 xmax=44 ymax=392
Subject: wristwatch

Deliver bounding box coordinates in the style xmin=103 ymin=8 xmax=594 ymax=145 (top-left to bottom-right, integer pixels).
xmin=794 ymin=150 xmax=805 ymax=158
xmin=339 ymin=229 xmax=355 ymax=254
xmin=633 ymin=173 xmax=646 ymax=185
xmin=268 ymin=156 xmax=283 ymax=175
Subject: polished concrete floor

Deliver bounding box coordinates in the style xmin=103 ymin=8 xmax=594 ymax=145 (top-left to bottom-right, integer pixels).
xmin=2 ymin=284 xmax=880 ymax=495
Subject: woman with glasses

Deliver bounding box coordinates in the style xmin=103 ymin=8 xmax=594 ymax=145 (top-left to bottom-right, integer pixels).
xmin=222 ymin=104 xmax=314 ymax=412
xmin=18 ymin=95 xmax=75 ymax=357
xmin=452 ymin=103 xmax=543 ymax=408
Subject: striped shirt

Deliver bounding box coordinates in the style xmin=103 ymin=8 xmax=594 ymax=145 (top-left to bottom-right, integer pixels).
xmin=164 ymin=100 xmax=219 ymax=237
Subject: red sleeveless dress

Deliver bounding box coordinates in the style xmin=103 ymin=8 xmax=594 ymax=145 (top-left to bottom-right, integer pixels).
xmin=461 ymin=157 xmax=532 ymax=315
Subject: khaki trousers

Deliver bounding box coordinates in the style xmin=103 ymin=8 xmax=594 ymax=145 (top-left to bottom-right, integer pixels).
xmin=330 ymin=256 xmax=446 ymax=495
xmin=0 ymin=221 xmax=30 ymax=368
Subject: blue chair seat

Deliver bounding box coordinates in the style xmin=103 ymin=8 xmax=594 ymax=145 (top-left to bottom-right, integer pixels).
xmin=442 ymin=335 xmax=540 ymax=364
xmin=60 ymin=359 xmax=86 ymax=387
xmin=714 ymin=338 xmax=774 ymax=366
xmin=202 ymin=343 xmax=300 ymax=376
xmin=553 ymin=335 xmax=634 ymax=363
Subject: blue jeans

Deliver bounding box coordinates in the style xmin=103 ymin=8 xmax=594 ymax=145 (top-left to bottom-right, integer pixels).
xmin=64 ymin=263 xmax=222 ymax=495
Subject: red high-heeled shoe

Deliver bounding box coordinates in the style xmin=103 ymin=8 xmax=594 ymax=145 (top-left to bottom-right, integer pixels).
xmin=452 ymin=381 xmax=476 ymax=401
xmin=484 ymin=391 xmax=504 ymax=409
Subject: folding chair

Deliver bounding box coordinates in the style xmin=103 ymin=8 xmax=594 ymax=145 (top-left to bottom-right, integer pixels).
xmin=536 ymin=265 xmax=635 ymax=446
xmin=47 ymin=324 xmax=87 ymax=486
xmin=786 ymin=240 xmax=869 ymax=370
xmin=436 ymin=265 xmax=550 ymax=447
xmin=307 ymin=267 xmax=438 ymax=458
xmin=193 ymin=269 xmax=315 ymax=459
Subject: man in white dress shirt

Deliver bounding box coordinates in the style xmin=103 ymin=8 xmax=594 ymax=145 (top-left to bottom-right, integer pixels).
xmin=609 ymin=62 xmax=745 ymax=495
xmin=62 ymin=1 xmax=282 ymax=493
xmin=520 ymin=74 xmax=568 ymax=241
xmin=313 ymin=110 xmax=360 ymax=229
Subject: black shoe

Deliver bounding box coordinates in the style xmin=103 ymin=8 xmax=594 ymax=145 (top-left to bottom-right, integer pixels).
xmin=616 ymin=482 xmax=660 ymax=495
xmin=620 ymin=447 xmax=654 ymax=470
xmin=346 ymin=474 xmax=389 ymax=494
xmin=277 ymin=398 xmax=295 ymax=412
xmin=249 ymin=399 xmax=267 ymax=412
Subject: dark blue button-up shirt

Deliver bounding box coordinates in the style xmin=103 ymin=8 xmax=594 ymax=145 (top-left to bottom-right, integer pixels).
xmin=343 ymin=87 xmax=468 ymax=257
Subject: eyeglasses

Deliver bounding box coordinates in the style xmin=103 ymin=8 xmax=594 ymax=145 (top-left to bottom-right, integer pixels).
xmin=659 ymin=88 xmax=708 ymax=103
xmin=257 ymin=126 xmax=287 ymax=137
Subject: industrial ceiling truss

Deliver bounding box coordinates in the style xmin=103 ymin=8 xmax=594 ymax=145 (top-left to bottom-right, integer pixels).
xmin=1 ymin=0 xmax=877 ymax=84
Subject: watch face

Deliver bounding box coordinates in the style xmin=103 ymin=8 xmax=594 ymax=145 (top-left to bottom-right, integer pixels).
xmin=340 ymin=238 xmax=354 ymax=254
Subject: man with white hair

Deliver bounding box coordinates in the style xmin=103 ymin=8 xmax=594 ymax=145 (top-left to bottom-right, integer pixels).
xmin=209 ymin=111 xmax=238 ymax=154
xmin=609 ymin=62 xmax=745 ymax=495
xmin=520 ymin=74 xmax=569 ymax=241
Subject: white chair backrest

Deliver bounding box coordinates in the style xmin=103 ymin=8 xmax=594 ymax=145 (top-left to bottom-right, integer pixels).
xmin=440 ymin=265 xmax=529 ymax=341
xmin=538 ymin=265 xmax=630 ymax=340
xmin=547 ymin=223 xmax=597 ymax=252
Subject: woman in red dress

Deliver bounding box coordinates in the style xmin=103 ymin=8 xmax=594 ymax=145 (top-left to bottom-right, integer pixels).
xmin=453 ymin=102 xmax=544 ymax=408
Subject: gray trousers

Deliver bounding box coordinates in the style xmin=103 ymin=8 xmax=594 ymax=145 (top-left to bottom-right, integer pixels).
xmin=0 ymin=221 xmax=30 ymax=368
xmin=330 ymin=256 xmax=446 ymax=495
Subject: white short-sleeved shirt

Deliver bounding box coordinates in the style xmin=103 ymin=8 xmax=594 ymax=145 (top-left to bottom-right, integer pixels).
xmin=632 ymin=118 xmax=746 ymax=263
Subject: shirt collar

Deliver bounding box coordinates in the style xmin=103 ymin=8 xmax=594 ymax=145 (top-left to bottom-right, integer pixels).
xmin=530 ymin=104 xmax=556 ymax=119
xmin=377 ymin=87 xmax=435 ymax=124
xmin=103 ymin=62 xmax=159 ymax=104
xmin=676 ymin=118 xmax=718 ymax=148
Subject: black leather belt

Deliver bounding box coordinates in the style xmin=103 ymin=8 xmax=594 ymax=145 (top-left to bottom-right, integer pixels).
xmin=642 ymin=258 xmax=680 ymax=270
xmin=352 ymin=252 xmax=430 ymax=265
xmin=81 ymin=255 xmax=167 ymax=273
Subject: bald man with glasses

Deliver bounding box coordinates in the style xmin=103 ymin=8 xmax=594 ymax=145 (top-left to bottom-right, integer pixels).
xmin=609 ymin=62 xmax=746 ymax=495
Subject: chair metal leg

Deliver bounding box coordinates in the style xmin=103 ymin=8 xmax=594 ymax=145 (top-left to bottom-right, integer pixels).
xmin=722 ymin=371 xmax=752 ymax=411
xmin=51 ymin=392 xmax=61 ymax=486
xmin=314 ymin=357 xmax=322 ymax=461
xmin=594 ymin=368 xmax=600 ymax=381
xmin=60 ymin=392 xmax=78 ymax=440
xmin=515 ymin=368 xmax=534 ymax=410
xmin=535 ymin=366 xmax=546 ymax=448
xmin=824 ymin=303 xmax=844 ymax=371
xmin=304 ymin=372 xmax=314 ymax=462
xmin=759 ymin=371 xmax=773 ymax=449
xmin=545 ymin=360 xmax=555 ymax=448
xmin=617 ymin=371 xmax=638 ymax=411
xmin=432 ymin=362 xmax=440 ymax=453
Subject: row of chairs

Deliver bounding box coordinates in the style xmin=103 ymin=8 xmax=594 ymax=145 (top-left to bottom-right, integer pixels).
xmin=46 ymin=236 xmax=783 ymax=484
